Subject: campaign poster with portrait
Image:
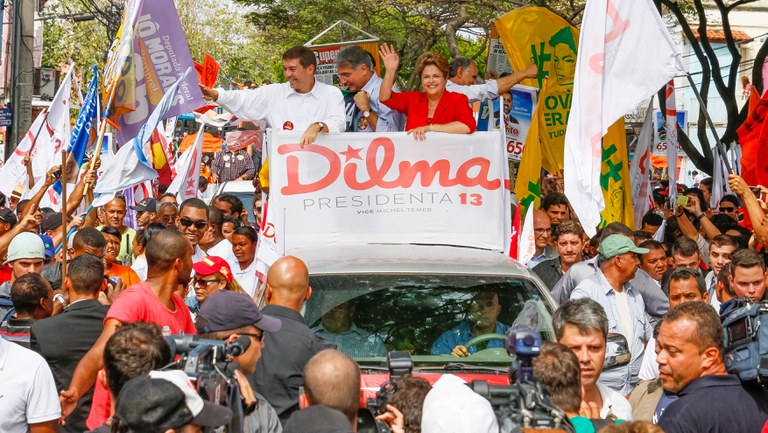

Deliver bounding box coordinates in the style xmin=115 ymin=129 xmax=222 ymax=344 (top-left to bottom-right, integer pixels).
xmin=476 ymin=85 xmax=537 ymax=161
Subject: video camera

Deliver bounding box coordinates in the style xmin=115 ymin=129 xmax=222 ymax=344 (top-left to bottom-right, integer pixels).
xmin=722 ymin=299 xmax=768 ymax=385
xmin=470 ymin=328 xmax=572 ymax=432
xmin=164 ymin=335 xmax=252 ymax=433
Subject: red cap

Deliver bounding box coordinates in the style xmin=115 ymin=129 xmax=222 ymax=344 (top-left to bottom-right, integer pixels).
xmin=193 ymin=256 xmax=233 ymax=282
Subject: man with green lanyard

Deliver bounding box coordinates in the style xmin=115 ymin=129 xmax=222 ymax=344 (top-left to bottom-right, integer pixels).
xmin=100 ymin=196 xmax=135 ymax=265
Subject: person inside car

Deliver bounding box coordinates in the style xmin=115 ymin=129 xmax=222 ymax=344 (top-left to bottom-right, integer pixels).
xmin=431 ymin=290 xmax=509 ymax=357
xmin=312 ymin=299 xmax=386 ymax=358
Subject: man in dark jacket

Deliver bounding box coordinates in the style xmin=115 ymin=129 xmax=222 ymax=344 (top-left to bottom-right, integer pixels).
xmin=249 ymin=256 xmax=328 ymax=423
xmin=533 ymin=221 xmax=584 ymax=290
xmin=31 ymin=254 xmax=109 ymax=433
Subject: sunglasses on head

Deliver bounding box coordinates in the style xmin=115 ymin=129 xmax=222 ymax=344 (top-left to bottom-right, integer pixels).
xmin=179 ymin=217 xmax=207 ymax=229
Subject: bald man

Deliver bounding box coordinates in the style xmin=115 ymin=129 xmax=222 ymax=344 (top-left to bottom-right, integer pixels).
xmin=60 ymin=230 xmax=196 ymax=419
xmin=296 ymin=349 xmax=361 ymax=431
xmin=527 ymin=210 xmax=558 ymax=268
xmin=249 ymin=256 xmax=328 ymax=423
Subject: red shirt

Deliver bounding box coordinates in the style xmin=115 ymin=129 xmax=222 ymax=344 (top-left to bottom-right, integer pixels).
xmin=105 ymin=282 xmax=196 ymax=335
xmin=382 ymin=90 xmax=477 ymax=132
xmin=87 ymin=282 xmax=196 ymax=429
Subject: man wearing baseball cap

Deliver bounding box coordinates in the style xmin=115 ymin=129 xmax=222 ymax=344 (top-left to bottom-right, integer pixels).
xmin=114 ymin=370 xmax=233 ymax=433
xmin=0 ymin=232 xmax=53 ymax=321
xmin=197 ymin=290 xmax=283 ymax=433
xmin=570 ymin=234 xmax=654 ymax=396
xmin=131 ymin=198 xmax=157 ymax=229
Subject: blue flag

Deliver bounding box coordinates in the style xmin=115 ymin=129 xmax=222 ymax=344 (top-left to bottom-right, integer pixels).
xmin=70 ymin=66 xmax=100 ymax=166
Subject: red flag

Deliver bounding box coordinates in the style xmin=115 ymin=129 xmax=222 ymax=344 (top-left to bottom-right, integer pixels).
xmin=738 ymin=87 xmax=768 ymax=186
xmin=509 ymin=204 xmax=521 ymax=258
xmin=203 ymin=54 xmax=220 ymax=88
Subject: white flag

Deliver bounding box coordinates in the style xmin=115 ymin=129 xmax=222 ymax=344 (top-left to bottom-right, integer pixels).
xmin=518 ymin=208 xmax=536 ymax=265
xmin=563 ymin=0 xmax=679 ymax=236
xmin=0 ymin=67 xmax=73 ymax=197
xmin=166 ymin=124 xmax=204 ymax=201
xmin=664 ymin=81 xmax=678 ymax=204
xmin=630 ymin=103 xmax=654 ymax=229
xmin=94 ymin=67 xmax=194 ymax=202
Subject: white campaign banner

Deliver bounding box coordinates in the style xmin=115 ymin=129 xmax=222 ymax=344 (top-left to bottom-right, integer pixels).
xmin=266 ymin=130 xmax=511 ymax=253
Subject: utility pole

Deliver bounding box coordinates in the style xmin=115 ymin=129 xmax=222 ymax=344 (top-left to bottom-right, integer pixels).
xmin=7 ymin=0 xmax=35 ymax=158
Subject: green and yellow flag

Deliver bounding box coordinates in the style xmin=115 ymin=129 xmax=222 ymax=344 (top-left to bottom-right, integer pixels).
xmin=496 ymin=7 xmax=579 ymax=212
xmin=495 ymin=7 xmax=579 ymax=174
xmin=599 ymin=119 xmax=635 ymax=229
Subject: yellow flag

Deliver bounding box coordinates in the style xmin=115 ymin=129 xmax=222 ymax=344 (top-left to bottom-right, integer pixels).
xmin=514 ymin=101 xmax=542 ymax=213
xmin=599 ymin=119 xmax=635 ymax=229
xmin=494 ymin=7 xmax=579 ymax=173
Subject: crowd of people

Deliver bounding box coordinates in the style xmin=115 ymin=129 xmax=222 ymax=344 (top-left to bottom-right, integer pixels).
xmin=0 ymin=41 xmax=766 ymax=433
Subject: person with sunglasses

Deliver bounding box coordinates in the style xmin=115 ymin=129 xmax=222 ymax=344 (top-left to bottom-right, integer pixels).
xmin=191 ymin=256 xmax=247 ymax=306
xmin=197 ymin=290 xmax=283 ymax=433
xmin=175 ymin=198 xmax=210 ymax=263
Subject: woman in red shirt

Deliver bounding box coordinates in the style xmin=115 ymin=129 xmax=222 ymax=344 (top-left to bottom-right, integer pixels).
xmin=379 ymin=44 xmax=476 ymax=140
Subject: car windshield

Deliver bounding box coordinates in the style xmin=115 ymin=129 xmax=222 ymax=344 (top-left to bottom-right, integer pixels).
xmin=305 ymin=274 xmax=555 ymax=365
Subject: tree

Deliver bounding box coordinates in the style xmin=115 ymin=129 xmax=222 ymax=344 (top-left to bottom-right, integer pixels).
xmin=175 ymin=0 xmax=277 ymax=84
xmin=234 ymin=0 xmax=523 ymax=89
xmin=659 ymin=0 xmax=768 ymax=175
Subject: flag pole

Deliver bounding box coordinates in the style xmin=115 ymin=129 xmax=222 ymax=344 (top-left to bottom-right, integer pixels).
xmin=680 ymin=71 xmax=734 ymax=174
xmin=60 ymin=148 xmax=68 ymax=276
xmin=84 ymin=86 xmax=115 ymax=190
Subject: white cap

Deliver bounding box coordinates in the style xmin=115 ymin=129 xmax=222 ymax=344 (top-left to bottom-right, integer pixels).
xmin=6 ymin=232 xmax=46 ymax=263
xmin=421 ymin=374 xmax=499 ymax=433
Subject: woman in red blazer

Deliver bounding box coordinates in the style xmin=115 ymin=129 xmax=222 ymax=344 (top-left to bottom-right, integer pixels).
xmin=379 ymin=44 xmax=477 ymax=140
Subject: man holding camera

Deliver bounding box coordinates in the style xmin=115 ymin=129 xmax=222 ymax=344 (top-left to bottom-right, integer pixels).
xmin=197 ymin=290 xmax=283 ymax=433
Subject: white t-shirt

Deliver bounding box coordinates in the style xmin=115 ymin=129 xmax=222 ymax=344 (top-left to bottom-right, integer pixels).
xmin=638 ymin=336 xmax=659 ymax=381
xmin=205 ymin=238 xmax=239 ymax=274
xmin=234 ymin=259 xmax=259 ymax=298
xmin=614 ymin=289 xmax=634 ymax=342
xmin=131 ymin=255 xmax=148 ymax=281
xmin=597 ymin=383 xmax=633 ymax=420
xmin=0 ymin=337 xmax=61 ymax=433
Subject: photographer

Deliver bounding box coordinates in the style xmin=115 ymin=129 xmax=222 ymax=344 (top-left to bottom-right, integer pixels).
xmin=197 ymin=290 xmax=283 ymax=433
xmin=373 ymin=374 xmax=432 ymax=433
xmin=533 ymin=342 xmax=620 ymax=432
xmin=113 ymin=370 xmax=232 ymax=433
xmin=86 ymin=322 xmax=172 ymax=432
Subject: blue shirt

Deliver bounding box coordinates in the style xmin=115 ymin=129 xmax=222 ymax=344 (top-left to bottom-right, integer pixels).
xmin=658 ymin=375 xmax=768 ymax=433
xmin=431 ymin=320 xmax=510 ymax=355
xmin=312 ymin=323 xmax=387 ymax=358
xmin=571 ymin=269 xmax=652 ymax=395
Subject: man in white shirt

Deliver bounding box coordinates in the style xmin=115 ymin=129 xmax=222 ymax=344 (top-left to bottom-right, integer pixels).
xmin=554 ymin=298 xmax=633 ymax=420
xmin=200 ymin=207 xmax=239 ymax=273
xmin=638 ymin=267 xmax=709 ymax=381
xmin=200 ymin=46 xmax=345 ymax=147
xmin=446 ymin=56 xmax=538 ymax=103
xmin=176 ymin=198 xmax=210 ymax=263
xmin=0 ymin=336 xmax=61 ymax=433
xmin=571 ymin=235 xmax=653 ymax=396
xmin=335 ymin=45 xmax=404 ymax=132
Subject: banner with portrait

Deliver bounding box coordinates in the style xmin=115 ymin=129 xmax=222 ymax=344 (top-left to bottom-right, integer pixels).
xmin=476 ymin=85 xmax=538 ymax=161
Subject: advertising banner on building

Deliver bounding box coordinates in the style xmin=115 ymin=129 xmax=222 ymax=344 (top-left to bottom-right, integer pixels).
xmin=653 ymin=110 xmax=687 ymax=155
xmin=309 ymin=41 xmax=380 ymax=86
xmin=264 ymin=130 xmax=510 ymax=253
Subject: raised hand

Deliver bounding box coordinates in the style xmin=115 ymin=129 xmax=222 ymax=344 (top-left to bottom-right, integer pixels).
xmin=379 ymin=44 xmax=400 ymax=72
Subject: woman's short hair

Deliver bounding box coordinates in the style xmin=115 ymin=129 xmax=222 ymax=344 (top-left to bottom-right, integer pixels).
xmin=416 ymin=52 xmax=449 ymax=79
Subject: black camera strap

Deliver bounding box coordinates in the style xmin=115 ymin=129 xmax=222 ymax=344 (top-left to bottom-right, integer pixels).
xmin=227 ymin=379 xmax=245 ymax=433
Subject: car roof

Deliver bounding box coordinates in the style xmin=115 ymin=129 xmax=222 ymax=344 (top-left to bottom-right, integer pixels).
xmin=288 ymin=244 xmax=537 ymax=277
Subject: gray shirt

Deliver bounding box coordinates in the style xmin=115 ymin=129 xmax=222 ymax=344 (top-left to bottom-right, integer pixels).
xmin=245 ymin=392 xmax=283 ymax=433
